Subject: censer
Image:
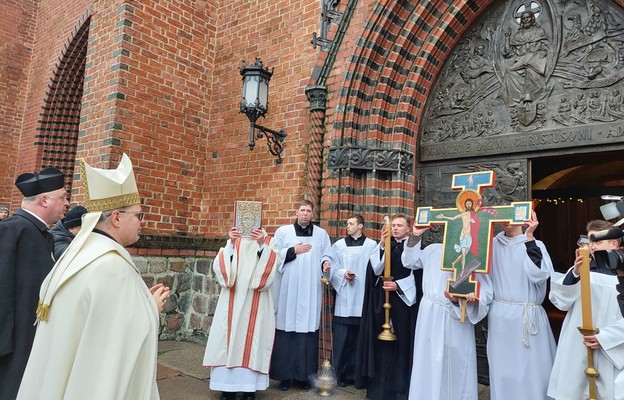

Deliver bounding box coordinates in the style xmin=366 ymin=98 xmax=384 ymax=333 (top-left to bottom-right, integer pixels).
xmin=315 ymin=272 xmax=337 ymax=396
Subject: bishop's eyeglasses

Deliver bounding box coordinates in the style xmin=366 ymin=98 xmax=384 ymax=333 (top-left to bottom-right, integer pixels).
xmin=119 ymin=210 xmax=145 ymax=221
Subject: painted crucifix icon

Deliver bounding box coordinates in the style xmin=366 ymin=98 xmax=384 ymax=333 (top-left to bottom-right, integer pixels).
xmin=415 ymin=170 xmax=532 ymax=299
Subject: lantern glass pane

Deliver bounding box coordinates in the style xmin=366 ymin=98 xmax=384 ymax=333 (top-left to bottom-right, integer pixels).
xmin=243 ymin=75 xmax=259 ymax=105
xmin=258 ymin=77 xmax=268 ymax=109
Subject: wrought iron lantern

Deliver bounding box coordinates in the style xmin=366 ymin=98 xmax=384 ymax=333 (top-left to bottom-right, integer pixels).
xmin=240 ymin=58 xmax=287 ymax=164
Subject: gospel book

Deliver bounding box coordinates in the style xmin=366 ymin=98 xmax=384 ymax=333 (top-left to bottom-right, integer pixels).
xmin=234 ymin=201 xmax=262 ymax=237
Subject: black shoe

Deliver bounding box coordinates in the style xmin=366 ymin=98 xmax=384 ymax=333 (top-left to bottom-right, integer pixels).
xmin=294 ymin=379 xmax=310 ymax=390
xmin=279 ymin=380 xmax=292 ymax=391
xmin=338 ymin=378 xmax=354 ymax=387
xmin=242 ymin=393 xmax=255 ymax=400
xmin=219 ymin=392 xmax=236 ymax=400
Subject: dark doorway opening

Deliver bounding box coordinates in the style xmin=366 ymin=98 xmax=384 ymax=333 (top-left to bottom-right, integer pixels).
xmin=531 ymin=151 xmax=624 ymax=342
xmin=532 ymin=151 xmax=624 ymax=272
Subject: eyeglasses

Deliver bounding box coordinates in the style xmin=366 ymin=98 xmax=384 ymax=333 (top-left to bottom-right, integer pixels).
xmin=118 ymin=211 xmax=145 ymax=221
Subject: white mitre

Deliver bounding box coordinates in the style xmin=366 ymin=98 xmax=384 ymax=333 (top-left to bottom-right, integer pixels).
xmin=82 ymin=153 xmax=140 ymax=211
xmin=36 ymin=154 xmax=141 ymax=322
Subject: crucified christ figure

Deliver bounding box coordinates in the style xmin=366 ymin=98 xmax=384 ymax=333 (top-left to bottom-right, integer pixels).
xmin=436 ymin=198 xmax=479 ymax=277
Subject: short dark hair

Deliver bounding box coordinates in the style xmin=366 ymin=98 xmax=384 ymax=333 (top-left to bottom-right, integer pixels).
xmin=587 ymin=219 xmax=621 ymax=245
xmin=586 ymin=219 xmax=614 ymax=232
xmin=391 ymin=213 xmax=411 ymax=226
xmin=298 ymin=199 xmax=314 ymax=210
xmin=348 ymin=214 xmax=364 ymax=226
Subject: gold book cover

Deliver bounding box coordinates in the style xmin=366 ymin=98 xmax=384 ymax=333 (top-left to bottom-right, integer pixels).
xmin=234 ymin=201 xmax=262 ymax=237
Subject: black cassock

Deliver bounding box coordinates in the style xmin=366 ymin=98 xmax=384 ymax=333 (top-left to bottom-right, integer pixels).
xmin=354 ymin=238 xmax=423 ymax=400
xmin=0 ymin=209 xmax=56 ymax=400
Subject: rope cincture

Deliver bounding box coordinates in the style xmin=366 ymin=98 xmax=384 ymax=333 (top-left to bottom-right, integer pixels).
xmin=493 ymin=299 xmax=539 ymax=347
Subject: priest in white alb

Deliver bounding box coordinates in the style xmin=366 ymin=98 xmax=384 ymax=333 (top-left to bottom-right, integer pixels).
xmin=203 ymin=226 xmax=280 ymax=400
xmin=269 ymin=199 xmax=335 ymax=391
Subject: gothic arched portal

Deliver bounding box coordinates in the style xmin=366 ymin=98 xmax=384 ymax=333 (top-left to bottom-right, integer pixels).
xmin=418 ymin=0 xmax=624 ymax=265
xmin=317 ymin=0 xmax=624 ymax=385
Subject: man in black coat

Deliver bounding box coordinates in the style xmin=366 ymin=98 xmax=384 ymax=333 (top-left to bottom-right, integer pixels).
xmin=354 ymin=214 xmax=422 ymax=400
xmin=0 ymin=167 xmax=68 ymax=400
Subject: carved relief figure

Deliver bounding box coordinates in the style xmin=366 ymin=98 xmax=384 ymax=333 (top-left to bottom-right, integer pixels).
xmin=572 ymin=92 xmax=588 ymax=122
xmin=566 ymin=13 xmax=585 ymax=42
xmin=553 ymin=96 xmax=573 ymax=126
xmin=587 ymin=90 xmax=613 ymax=121
xmin=484 ymin=109 xmax=503 ymax=135
xmin=473 ymin=112 xmax=485 ymax=137
xmin=559 ymin=3 xmax=624 ymax=84
xmin=460 ymin=40 xmax=495 ymax=89
xmin=474 ymin=162 xmax=526 ymax=204
xmin=607 ymin=88 xmax=624 ymax=118
xmin=584 ymin=0 xmax=617 ymax=36
xmin=498 ymin=9 xmax=550 ymax=107
xmin=419 ymin=0 xmax=624 ymax=159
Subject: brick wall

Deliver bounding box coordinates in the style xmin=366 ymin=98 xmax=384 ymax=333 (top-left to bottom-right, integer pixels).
xmin=74 ymin=0 xmax=321 ymax=240
xmin=5 ymin=0 xmax=91 ymax=209
xmin=0 ymin=0 xmax=39 ymax=208
xmin=75 ymin=0 xmax=218 ymax=238
xmin=3 ymin=0 xmax=624 ymax=238
xmin=201 ymin=0 xmax=321 ymax=238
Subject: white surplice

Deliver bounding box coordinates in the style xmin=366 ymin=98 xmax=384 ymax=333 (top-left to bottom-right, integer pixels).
xmin=487 ymin=232 xmax=556 ymax=400
xmin=330 ymin=237 xmax=378 ymax=317
xmin=402 ymin=241 xmax=492 ymax=400
xmin=273 ymin=224 xmax=334 ymax=332
xmin=548 ymin=270 xmax=624 ymax=400
xmin=203 ymin=236 xmax=280 ymax=391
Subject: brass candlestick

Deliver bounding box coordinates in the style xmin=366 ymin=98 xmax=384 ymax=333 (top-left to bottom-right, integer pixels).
xmin=576 ymin=237 xmax=599 ymax=399
xmin=577 ymin=327 xmax=600 ymax=400
xmin=378 ymin=216 xmax=397 ymax=341
xmin=378 ymin=275 xmax=397 ymax=341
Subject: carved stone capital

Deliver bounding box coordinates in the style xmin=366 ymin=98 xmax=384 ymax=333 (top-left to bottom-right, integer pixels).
xmin=327 ymin=145 xmax=413 ymax=175
xmin=306 ymin=85 xmax=328 ymax=112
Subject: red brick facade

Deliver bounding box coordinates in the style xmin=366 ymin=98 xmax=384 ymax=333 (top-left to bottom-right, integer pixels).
xmin=2 ymin=0 xmax=624 ymax=246
xmin=0 ymin=0 xmax=39 ymax=199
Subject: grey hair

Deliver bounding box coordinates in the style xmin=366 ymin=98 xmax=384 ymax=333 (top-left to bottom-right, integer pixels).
xmin=98 ymin=210 xmax=115 ymax=224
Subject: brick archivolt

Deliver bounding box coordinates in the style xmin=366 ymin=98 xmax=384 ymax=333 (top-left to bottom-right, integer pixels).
xmin=320 ymin=0 xmax=496 ymax=233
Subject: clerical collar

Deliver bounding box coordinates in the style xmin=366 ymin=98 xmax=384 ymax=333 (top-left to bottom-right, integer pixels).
xmin=294 ymin=221 xmax=313 ymax=236
xmin=394 ymin=237 xmax=407 ymax=243
xmin=22 ymin=208 xmax=50 ymax=228
xmin=93 ymin=228 xmax=118 ymax=243
xmin=345 ymin=235 xmax=366 ymax=246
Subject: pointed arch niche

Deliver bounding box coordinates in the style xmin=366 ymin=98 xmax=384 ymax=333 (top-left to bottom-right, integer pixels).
xmin=36 ymin=16 xmax=90 ymax=195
